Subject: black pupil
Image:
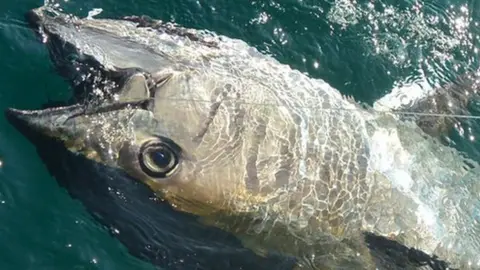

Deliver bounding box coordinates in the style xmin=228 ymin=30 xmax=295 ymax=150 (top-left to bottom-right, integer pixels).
xmin=149 ymin=148 xmax=172 ymax=168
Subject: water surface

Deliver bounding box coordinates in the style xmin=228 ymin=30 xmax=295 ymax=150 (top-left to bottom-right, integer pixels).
xmin=0 ymin=0 xmax=479 ymax=269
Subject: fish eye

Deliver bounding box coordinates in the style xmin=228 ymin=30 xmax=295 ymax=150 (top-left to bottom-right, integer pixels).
xmin=138 ymin=139 xmax=180 ymax=178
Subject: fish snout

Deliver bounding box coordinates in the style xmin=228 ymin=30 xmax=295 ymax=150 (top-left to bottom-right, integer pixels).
xmin=5 ymin=107 xmax=56 ymax=139
xmin=25 ymin=7 xmax=45 ymax=30
xmin=5 ymin=105 xmax=83 ymax=141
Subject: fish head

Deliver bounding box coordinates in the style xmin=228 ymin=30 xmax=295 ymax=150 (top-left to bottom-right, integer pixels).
xmin=19 ymin=7 xmax=264 ymax=217
xmin=6 ymin=68 xmax=255 ymax=217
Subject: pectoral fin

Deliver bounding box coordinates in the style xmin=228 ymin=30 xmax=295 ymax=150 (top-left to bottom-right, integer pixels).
xmin=116 ymin=73 xmax=150 ymax=102
xmin=114 ymin=69 xmax=174 ymax=103
xmin=238 ymin=235 xmax=270 ymax=258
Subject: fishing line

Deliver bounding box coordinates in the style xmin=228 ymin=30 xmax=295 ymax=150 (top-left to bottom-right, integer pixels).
xmin=152 ymin=97 xmax=480 ymax=120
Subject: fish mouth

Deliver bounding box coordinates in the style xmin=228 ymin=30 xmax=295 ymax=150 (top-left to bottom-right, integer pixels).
xmin=5 ymin=95 xmax=152 ymax=146
xmin=5 ymin=108 xmax=39 ymax=133
xmin=5 ymin=106 xmax=60 ymax=147
xmin=4 ymin=104 xmax=84 ymax=144
xmin=5 ymin=108 xmax=39 ymax=140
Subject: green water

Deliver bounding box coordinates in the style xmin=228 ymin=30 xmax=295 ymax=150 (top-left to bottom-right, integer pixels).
xmin=0 ymin=0 xmax=479 ymax=269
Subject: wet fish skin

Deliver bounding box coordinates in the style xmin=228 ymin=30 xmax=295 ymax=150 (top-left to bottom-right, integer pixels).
xmin=12 ymin=6 xmax=480 ymax=270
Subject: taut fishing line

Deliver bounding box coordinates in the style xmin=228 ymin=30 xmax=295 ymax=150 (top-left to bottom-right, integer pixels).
xmin=152 ymin=96 xmax=480 ymax=120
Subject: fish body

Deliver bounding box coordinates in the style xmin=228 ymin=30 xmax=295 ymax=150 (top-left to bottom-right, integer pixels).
xmin=9 ymin=6 xmax=480 ymax=269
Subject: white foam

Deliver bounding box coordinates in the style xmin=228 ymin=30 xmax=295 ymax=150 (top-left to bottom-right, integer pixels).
xmin=86 ymin=8 xmax=103 ymax=20
xmin=373 ymin=78 xmax=434 ymax=112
